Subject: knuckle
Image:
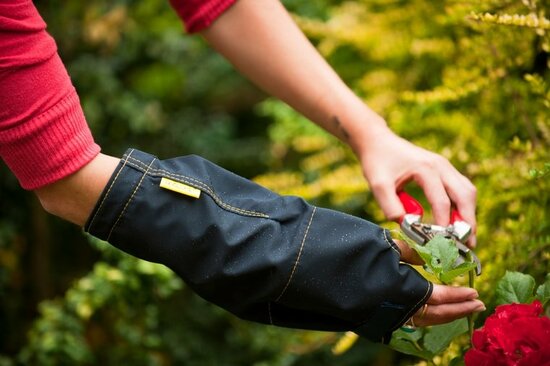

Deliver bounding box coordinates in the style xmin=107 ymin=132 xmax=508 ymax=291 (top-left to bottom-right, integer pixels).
xmin=454 ymin=183 xmax=477 ymax=207
xmin=435 ymin=154 xmax=450 ymax=166
xmin=466 ymin=184 xmax=477 ymax=200
xmin=430 ymin=307 xmax=443 ymax=319
xmin=418 ymin=158 xmax=436 ymax=172
xmin=369 ymin=179 xmax=391 ymax=193
xmin=433 ymin=196 xmax=451 ymax=211
xmin=430 ymin=285 xmax=446 ymax=303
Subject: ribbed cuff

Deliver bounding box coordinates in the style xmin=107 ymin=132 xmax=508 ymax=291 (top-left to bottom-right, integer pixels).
xmin=169 ymin=0 xmax=238 ymax=33
xmin=0 ymin=91 xmax=100 ymax=190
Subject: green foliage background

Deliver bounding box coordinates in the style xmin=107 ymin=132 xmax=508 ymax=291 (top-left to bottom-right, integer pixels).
xmin=0 ymin=0 xmax=548 ymax=365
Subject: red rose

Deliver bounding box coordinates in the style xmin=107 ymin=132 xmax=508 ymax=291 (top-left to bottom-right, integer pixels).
xmin=465 ymin=300 xmax=550 ymax=366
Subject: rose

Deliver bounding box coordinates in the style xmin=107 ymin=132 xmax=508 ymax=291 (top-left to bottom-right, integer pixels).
xmin=465 ymin=300 xmax=550 ymax=366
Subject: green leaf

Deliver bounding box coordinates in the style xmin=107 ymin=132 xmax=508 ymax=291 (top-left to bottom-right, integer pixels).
xmin=440 ymin=262 xmax=478 ymax=283
xmin=389 ymin=329 xmax=434 ymax=360
xmin=413 ymin=235 xmax=463 ymax=284
xmin=495 ymin=271 xmax=536 ymax=305
xmin=413 ymin=244 xmax=440 ymax=276
xmin=423 ymin=318 xmax=468 ymax=355
xmin=392 ymin=327 xmax=424 ymax=342
xmin=389 ymin=338 xmax=434 ymax=360
xmin=535 ymin=273 xmax=550 ymax=306
xmin=428 ymin=236 xmax=460 ymax=273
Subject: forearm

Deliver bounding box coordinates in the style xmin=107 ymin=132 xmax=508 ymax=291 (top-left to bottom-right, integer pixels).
xmin=0 ymin=0 xmax=106 ymax=225
xmin=85 ymin=148 xmax=432 ymax=342
xmin=35 ymin=154 xmax=120 ymax=226
xmin=200 ymin=0 xmax=389 ymax=154
xmin=200 ymin=0 xmax=479 ymax=232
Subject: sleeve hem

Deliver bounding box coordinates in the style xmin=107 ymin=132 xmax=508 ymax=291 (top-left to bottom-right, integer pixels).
xmin=169 ymin=0 xmax=238 ymax=33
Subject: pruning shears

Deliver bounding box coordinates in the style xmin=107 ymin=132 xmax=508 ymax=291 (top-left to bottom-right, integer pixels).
xmin=397 ymin=191 xmax=482 ymax=276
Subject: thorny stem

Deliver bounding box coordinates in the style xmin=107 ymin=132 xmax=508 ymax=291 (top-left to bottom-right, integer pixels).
xmin=467 ymin=251 xmax=475 ymax=345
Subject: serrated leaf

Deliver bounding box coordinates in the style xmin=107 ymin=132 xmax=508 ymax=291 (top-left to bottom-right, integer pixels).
xmin=495 ymin=271 xmax=536 ymax=305
xmin=428 ymin=236 xmax=460 ymax=272
xmin=423 ymin=318 xmax=468 ymax=355
xmin=413 ymin=235 xmax=465 ymax=284
xmin=440 ymin=262 xmax=477 ymax=284
xmin=535 ymin=273 xmax=550 ymax=306
xmin=413 ymin=244 xmax=440 ymax=276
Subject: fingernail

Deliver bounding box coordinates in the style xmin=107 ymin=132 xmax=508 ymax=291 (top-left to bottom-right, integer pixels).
xmin=468 ymin=290 xmax=479 ymax=299
xmin=475 ymin=301 xmax=486 ymax=312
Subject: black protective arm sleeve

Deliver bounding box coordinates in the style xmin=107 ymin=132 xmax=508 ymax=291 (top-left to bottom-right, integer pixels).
xmin=85 ymin=148 xmax=432 ymax=343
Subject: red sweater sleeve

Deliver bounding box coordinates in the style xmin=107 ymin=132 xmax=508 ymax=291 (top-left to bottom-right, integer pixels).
xmin=169 ymin=0 xmax=237 ymax=33
xmin=0 ymin=0 xmax=100 ymax=190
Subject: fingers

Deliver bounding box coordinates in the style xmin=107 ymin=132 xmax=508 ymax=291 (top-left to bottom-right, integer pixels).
xmin=415 ymin=157 xmax=477 ymax=248
xmin=369 ymin=178 xmax=405 ymax=222
xmin=393 ymin=239 xmax=423 ymax=265
xmin=428 ymin=283 xmax=478 ymax=304
xmin=407 ymin=155 xmax=478 ymax=248
xmin=412 ymin=156 xmax=453 ymax=227
xmin=412 ymin=284 xmax=485 ymax=327
xmin=444 ymin=174 xmax=478 ymax=248
xmin=359 ymin=132 xmax=477 ymax=248
xmin=413 ymin=300 xmax=485 ymax=327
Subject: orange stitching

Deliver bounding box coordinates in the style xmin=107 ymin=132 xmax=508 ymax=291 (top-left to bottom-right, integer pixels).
xmin=268 ymin=302 xmax=273 ymax=325
xmin=124 ymin=157 xmax=269 ymax=218
xmin=383 ymin=230 xmax=401 ymax=256
xmin=106 ymin=158 xmax=156 ymax=241
xmin=276 ymin=207 xmax=316 ymax=301
xmin=395 ymin=281 xmax=432 ymax=328
xmin=87 ymin=150 xmax=133 ymax=231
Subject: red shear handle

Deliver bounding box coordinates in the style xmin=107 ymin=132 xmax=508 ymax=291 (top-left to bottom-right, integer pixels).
xmin=397 ymin=191 xmax=423 ymax=223
xmin=450 ymin=209 xmax=463 ymax=224
xmin=399 ymin=192 xmax=466 ymax=224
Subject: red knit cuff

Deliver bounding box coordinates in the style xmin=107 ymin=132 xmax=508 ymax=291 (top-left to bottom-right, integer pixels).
xmin=0 ymin=91 xmax=100 ymax=190
xmin=169 ymin=0 xmax=237 ymax=33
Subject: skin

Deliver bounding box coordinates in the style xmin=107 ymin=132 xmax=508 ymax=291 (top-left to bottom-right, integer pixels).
xmin=200 ymin=0 xmax=478 ymax=248
xmin=395 ymin=240 xmax=485 ymax=325
xmin=35 ymin=0 xmax=484 ymax=329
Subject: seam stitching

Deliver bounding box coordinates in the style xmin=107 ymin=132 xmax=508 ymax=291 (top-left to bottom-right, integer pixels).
xmin=383 ymin=230 xmax=401 ymax=256
xmin=395 ymin=281 xmax=432 ymax=329
xmin=87 ymin=149 xmax=133 ymax=232
xmin=106 ymin=157 xmax=156 ymax=241
xmin=124 ymin=156 xmax=269 ymax=219
xmin=268 ymin=303 xmax=273 ymax=325
xmin=275 ymin=207 xmax=316 ymax=302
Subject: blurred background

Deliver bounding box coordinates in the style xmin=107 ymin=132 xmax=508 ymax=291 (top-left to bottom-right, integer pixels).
xmin=0 ymin=0 xmax=548 ymax=364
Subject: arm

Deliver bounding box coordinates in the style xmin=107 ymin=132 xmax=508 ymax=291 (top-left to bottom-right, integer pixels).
xmin=0 ymin=0 xmax=117 ymax=225
xmin=2 ymin=0 xmax=483 ymax=337
xmin=200 ymin=0 xmax=477 ymax=246
xmin=84 ymin=149 xmax=484 ymax=342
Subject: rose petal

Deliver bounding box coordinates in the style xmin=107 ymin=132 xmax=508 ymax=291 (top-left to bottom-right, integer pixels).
xmin=465 ymin=349 xmax=501 ymax=366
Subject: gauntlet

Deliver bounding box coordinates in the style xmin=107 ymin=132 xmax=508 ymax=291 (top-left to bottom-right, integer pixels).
xmin=85 ymin=148 xmax=432 ymax=343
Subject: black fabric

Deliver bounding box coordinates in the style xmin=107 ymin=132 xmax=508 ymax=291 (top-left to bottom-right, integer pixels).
xmin=85 ymin=148 xmax=433 ymax=342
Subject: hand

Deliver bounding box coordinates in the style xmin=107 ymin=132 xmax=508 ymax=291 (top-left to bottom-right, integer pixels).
xmin=359 ymin=127 xmax=478 ymax=247
xmin=395 ymin=239 xmax=485 ymax=327
xmin=414 ymin=284 xmax=485 ymax=327
xmin=200 ymin=0 xmax=477 ymax=247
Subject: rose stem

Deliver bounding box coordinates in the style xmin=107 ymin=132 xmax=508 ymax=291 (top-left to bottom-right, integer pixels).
xmin=466 ymin=252 xmax=475 ymax=345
